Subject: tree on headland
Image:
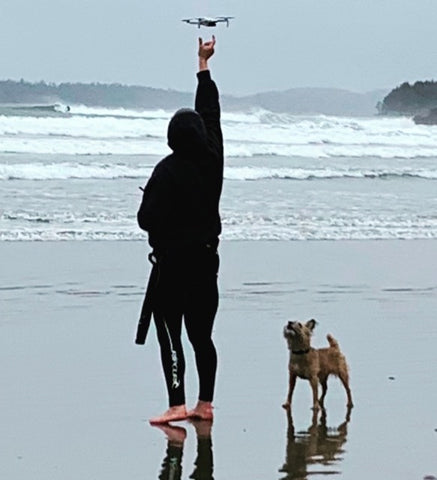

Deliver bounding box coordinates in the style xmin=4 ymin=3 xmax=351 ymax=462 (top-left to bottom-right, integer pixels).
xmin=380 ymin=80 xmax=437 ymax=115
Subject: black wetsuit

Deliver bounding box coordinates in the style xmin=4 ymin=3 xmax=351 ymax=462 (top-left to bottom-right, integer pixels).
xmin=137 ymin=70 xmax=223 ymax=406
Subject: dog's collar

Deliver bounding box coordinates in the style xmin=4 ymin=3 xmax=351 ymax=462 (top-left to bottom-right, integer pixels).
xmin=291 ymin=348 xmax=311 ymax=355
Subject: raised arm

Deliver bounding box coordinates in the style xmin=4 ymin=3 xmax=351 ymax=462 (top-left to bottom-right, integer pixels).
xmin=195 ymin=36 xmax=223 ymax=160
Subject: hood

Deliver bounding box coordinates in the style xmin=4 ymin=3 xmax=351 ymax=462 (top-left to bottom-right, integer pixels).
xmin=167 ymin=108 xmax=208 ymax=155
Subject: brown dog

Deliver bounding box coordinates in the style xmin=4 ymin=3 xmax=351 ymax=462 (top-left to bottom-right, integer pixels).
xmin=282 ymin=319 xmax=353 ymax=411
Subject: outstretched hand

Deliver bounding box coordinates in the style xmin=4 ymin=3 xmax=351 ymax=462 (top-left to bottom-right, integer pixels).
xmin=198 ymin=35 xmax=216 ymax=60
xmin=198 ymin=36 xmax=215 ymax=71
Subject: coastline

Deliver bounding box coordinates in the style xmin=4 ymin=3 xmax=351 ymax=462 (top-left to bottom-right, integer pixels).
xmin=1 ymin=240 xmax=437 ymax=479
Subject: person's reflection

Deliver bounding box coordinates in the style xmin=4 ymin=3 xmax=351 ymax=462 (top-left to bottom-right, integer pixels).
xmin=154 ymin=424 xmax=186 ymax=480
xmin=154 ymin=421 xmax=214 ymax=480
xmin=279 ymin=407 xmax=352 ymax=479
xmin=189 ymin=421 xmax=214 ymax=480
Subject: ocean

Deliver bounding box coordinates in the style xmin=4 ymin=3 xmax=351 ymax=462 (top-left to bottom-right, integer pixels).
xmin=2 ymin=104 xmax=437 ymax=480
xmin=1 ymin=104 xmax=436 ymax=241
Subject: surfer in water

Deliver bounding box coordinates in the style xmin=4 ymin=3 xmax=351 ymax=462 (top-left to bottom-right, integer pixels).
xmin=137 ymin=36 xmax=223 ymax=424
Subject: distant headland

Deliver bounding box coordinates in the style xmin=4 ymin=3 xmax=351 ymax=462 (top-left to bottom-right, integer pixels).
xmin=0 ymin=79 xmax=193 ymax=111
xmin=0 ymin=78 xmax=387 ymax=117
xmin=378 ymin=80 xmax=437 ymax=125
xmin=5 ymin=78 xmax=437 ymax=122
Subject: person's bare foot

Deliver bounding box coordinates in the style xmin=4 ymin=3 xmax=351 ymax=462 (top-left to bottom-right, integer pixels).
xmin=187 ymin=401 xmax=214 ymax=421
xmin=149 ymin=405 xmax=188 ymax=425
xmin=153 ymin=424 xmax=187 ymax=446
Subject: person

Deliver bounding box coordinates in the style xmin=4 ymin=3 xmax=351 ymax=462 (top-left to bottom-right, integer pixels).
xmin=137 ymin=35 xmax=223 ymax=424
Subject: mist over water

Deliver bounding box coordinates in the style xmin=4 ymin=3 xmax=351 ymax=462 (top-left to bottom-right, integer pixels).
xmin=1 ymin=105 xmax=437 ymax=241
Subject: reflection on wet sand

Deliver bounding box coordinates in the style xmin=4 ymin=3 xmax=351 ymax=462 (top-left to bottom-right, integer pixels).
xmin=154 ymin=421 xmax=214 ymax=480
xmin=279 ymin=407 xmax=352 ymax=479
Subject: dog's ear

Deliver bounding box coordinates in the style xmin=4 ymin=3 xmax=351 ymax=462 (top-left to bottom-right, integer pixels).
xmin=306 ymin=319 xmax=317 ymax=331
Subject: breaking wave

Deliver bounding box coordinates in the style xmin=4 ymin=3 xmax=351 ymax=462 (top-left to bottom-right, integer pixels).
xmin=2 ymin=213 xmax=437 ymax=241
xmin=1 ymin=162 xmax=437 ymax=181
xmin=2 ymin=106 xmax=437 ymax=242
xmin=1 ymin=105 xmax=437 ymax=158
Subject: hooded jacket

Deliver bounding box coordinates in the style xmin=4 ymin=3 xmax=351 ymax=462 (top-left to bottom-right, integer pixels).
xmin=137 ymin=70 xmax=223 ymax=252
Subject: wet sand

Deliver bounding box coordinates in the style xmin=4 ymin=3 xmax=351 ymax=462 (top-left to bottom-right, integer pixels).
xmin=1 ymin=240 xmax=437 ymax=479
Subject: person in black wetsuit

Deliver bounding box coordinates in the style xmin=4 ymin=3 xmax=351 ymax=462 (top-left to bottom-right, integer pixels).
xmin=137 ymin=36 xmax=223 ymax=424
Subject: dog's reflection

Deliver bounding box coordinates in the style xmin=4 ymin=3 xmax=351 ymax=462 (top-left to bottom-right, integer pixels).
xmin=279 ymin=407 xmax=352 ymax=479
xmin=154 ymin=421 xmax=213 ymax=480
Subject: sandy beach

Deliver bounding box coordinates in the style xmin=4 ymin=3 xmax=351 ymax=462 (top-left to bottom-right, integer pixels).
xmin=1 ymin=240 xmax=437 ymax=479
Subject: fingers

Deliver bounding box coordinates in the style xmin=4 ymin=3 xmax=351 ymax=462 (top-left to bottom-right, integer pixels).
xmin=199 ymin=35 xmax=216 ymax=48
xmin=207 ymin=35 xmax=216 ymax=47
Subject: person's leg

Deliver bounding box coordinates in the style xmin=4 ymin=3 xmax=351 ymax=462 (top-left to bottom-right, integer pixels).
xmin=150 ymin=311 xmax=188 ymax=424
xmin=149 ymin=261 xmax=188 ymax=424
xmin=156 ymin=312 xmax=187 ymax=404
xmin=185 ymin=310 xmax=217 ymax=402
xmin=184 ymin=251 xmax=219 ymax=419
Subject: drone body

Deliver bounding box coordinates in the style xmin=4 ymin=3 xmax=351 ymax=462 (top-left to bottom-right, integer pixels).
xmin=182 ymin=16 xmax=234 ymax=28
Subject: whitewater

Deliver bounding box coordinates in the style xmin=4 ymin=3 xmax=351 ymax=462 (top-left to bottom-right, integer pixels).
xmin=1 ymin=104 xmax=436 ymax=241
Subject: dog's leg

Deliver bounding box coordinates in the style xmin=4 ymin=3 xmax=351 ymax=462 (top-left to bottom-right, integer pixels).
xmin=319 ymin=376 xmax=328 ymax=407
xmin=309 ymin=376 xmax=320 ymax=411
xmin=282 ymin=369 xmax=297 ymax=409
xmin=339 ymin=371 xmax=354 ymax=408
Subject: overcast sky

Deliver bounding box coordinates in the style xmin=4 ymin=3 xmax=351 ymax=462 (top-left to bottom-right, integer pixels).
xmin=1 ymin=0 xmax=436 ymax=95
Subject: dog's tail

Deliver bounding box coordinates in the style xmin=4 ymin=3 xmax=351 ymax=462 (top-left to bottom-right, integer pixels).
xmin=327 ymin=334 xmax=340 ymax=349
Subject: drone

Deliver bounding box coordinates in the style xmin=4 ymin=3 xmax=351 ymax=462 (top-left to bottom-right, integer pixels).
xmin=182 ymin=16 xmax=234 ymax=28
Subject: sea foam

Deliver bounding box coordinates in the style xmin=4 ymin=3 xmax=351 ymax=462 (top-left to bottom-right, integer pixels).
xmin=1 ymin=106 xmax=437 ymax=158
xmin=1 ymin=106 xmax=437 ymax=242
xmin=2 ymin=161 xmax=437 ymax=181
